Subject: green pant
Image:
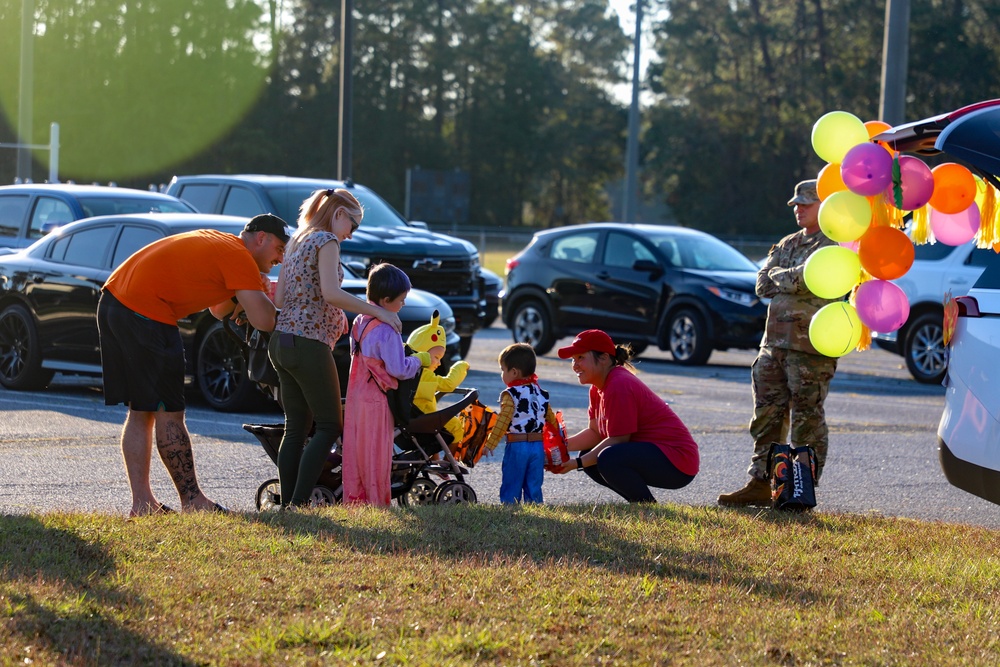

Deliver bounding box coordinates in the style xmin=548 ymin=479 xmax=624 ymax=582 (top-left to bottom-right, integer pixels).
xmin=268 ymin=332 xmax=343 ymax=506
xmin=748 ymin=346 xmax=836 ymax=482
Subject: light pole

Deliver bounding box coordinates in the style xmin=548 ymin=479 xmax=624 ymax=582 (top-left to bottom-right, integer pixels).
xmin=17 ymin=0 xmax=35 ymax=181
xmin=880 ymin=0 xmax=910 ymax=125
xmin=623 ymin=0 xmax=643 ymax=223
xmin=337 ymin=0 xmax=353 ymax=181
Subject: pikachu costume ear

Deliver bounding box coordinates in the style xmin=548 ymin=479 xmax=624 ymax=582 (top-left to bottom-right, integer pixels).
xmin=406 ymin=310 xmax=445 ymax=351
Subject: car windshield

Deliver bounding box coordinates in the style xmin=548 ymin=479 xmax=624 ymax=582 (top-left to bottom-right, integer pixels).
xmin=263 ymin=185 xmax=408 ymax=230
xmin=646 ymin=230 xmax=759 ymax=271
xmin=79 ymin=196 xmax=192 ymax=217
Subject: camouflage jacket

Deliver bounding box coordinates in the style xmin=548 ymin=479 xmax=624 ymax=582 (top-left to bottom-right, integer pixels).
xmin=757 ymin=229 xmax=838 ymax=354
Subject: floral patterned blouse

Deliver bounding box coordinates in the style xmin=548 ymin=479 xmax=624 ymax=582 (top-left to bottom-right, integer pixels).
xmin=275 ymin=230 xmax=348 ymax=348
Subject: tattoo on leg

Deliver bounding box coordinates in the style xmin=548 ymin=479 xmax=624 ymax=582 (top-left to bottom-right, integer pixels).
xmin=157 ymin=420 xmax=201 ymax=502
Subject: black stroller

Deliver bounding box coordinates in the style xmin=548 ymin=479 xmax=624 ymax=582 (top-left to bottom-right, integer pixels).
xmin=245 ymin=387 xmax=489 ymax=508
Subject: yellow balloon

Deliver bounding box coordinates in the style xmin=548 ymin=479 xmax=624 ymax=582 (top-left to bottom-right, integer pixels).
xmin=809 ymin=302 xmax=863 ymax=357
xmin=811 ymin=111 xmax=869 ymax=164
xmin=974 ymin=175 xmax=987 ymax=213
xmin=818 ymin=190 xmax=872 ymax=242
xmin=804 ymin=246 xmax=861 ymax=299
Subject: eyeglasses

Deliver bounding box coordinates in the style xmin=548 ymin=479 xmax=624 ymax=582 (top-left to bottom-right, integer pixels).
xmin=343 ymin=209 xmax=360 ymax=233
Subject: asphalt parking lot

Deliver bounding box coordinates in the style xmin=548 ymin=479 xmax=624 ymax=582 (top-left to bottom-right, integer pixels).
xmin=2 ymin=323 xmax=999 ymax=528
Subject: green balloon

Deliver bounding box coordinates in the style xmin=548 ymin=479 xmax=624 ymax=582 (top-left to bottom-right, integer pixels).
xmin=803 ymin=246 xmax=861 ymax=299
xmin=809 ymin=302 xmax=863 ymax=357
xmin=818 ymin=191 xmax=872 ymax=243
xmin=811 ymin=110 xmax=869 ymax=164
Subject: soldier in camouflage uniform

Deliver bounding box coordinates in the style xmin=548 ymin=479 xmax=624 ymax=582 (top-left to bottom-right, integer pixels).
xmin=718 ymin=179 xmax=839 ymax=506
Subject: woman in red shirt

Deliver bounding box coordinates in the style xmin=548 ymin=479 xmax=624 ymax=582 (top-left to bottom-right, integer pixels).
xmin=553 ymin=330 xmax=699 ymax=502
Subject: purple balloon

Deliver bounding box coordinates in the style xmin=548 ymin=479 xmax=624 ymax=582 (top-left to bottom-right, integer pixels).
xmin=854 ymin=280 xmax=910 ymax=333
xmin=930 ymin=203 xmax=980 ymax=246
xmin=884 ymin=156 xmax=934 ymax=210
xmin=841 ymin=143 xmax=893 ymax=196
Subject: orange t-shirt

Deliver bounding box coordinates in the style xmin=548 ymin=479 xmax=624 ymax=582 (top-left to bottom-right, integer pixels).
xmin=104 ymin=229 xmax=267 ymax=324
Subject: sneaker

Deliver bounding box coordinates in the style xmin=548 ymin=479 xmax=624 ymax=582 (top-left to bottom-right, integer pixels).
xmin=717 ymin=477 xmax=772 ymax=507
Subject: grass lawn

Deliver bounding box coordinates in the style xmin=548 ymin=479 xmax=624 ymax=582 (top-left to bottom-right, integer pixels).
xmin=3 ymin=504 xmax=998 ymax=665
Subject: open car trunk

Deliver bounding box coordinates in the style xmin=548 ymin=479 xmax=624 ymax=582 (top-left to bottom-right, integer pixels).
xmin=873 ymin=99 xmax=1000 ymax=182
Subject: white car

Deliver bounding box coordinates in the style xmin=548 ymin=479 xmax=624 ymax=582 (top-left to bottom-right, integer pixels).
xmin=872 ymin=240 xmax=996 ymax=384
xmin=877 ymin=100 xmax=1000 ymax=505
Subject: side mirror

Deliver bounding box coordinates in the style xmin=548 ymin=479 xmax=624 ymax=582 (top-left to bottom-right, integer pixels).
xmin=633 ymin=259 xmax=664 ymax=278
xmin=408 ymin=220 xmax=429 ymax=230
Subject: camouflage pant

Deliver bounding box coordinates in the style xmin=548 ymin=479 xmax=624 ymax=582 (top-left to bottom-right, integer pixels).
xmin=747 ymin=346 xmax=837 ymax=482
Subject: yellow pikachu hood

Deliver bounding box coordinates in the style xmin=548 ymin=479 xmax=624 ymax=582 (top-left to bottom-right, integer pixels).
xmin=406 ymin=310 xmax=446 ymax=351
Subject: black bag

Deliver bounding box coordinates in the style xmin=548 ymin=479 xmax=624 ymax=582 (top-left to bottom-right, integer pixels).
xmin=767 ymin=443 xmax=817 ymax=511
xmin=382 ymin=371 xmax=421 ymax=427
xmin=246 ymin=327 xmax=280 ymax=388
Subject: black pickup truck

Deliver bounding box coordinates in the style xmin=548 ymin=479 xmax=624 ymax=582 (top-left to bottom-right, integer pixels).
xmin=166 ymin=174 xmax=485 ymax=356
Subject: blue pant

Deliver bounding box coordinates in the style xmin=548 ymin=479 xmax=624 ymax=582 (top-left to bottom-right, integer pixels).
xmin=499 ymin=441 xmax=544 ymax=504
xmin=583 ymin=441 xmax=695 ymax=503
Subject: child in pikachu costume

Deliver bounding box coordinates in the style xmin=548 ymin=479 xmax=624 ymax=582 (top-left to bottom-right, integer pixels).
xmin=406 ymin=310 xmax=470 ymax=446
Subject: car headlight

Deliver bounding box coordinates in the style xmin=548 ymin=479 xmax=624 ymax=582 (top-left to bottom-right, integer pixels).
xmin=441 ymin=315 xmax=457 ymax=336
xmin=707 ymin=286 xmax=759 ymax=307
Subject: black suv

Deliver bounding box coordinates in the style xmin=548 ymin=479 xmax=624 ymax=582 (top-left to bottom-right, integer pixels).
xmin=165 ymin=174 xmax=484 ymax=355
xmin=502 ymin=223 xmax=767 ymax=364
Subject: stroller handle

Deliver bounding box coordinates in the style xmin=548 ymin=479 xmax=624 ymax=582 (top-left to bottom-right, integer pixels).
xmin=405 ymin=387 xmax=480 ymax=434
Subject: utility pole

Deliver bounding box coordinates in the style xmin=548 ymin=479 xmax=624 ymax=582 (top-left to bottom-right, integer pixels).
xmin=879 ymin=0 xmax=910 ymax=125
xmin=337 ymin=0 xmax=354 ymax=181
xmin=623 ymin=0 xmax=643 ymax=223
xmin=17 ymin=0 xmax=35 ymax=181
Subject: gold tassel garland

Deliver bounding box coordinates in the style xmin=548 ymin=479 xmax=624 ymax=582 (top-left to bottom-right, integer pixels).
xmin=910 ymin=205 xmax=931 ymax=245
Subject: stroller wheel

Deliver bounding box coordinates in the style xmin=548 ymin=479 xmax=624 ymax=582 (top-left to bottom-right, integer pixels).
xmin=310 ymin=485 xmax=338 ymax=507
xmin=435 ymin=481 xmax=477 ymax=505
xmin=256 ymin=479 xmax=281 ymax=511
xmin=398 ymin=478 xmax=438 ymax=507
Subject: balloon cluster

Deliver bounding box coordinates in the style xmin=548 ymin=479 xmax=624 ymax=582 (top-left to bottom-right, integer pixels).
xmin=805 ymin=110 xmax=994 ymax=357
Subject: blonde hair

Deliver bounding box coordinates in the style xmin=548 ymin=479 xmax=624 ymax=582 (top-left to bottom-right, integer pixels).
xmin=285 ymin=188 xmax=362 ymax=256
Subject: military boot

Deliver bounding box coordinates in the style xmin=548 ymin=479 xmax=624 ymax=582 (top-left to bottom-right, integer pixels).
xmin=717 ymin=477 xmax=771 ymax=507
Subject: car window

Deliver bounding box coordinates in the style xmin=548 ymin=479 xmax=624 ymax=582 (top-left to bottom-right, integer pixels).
xmin=262 ymin=185 xmax=408 ymax=229
xmin=112 ymin=226 xmax=164 ymax=268
xmin=78 ymin=195 xmax=191 ymax=217
xmin=550 ymin=232 xmax=598 ymax=263
xmin=604 ymin=232 xmax=655 ymax=269
xmin=912 ymin=242 xmax=957 ymax=261
xmin=0 ymin=194 xmax=29 ymax=238
xmin=221 ymin=186 xmax=264 ymax=217
xmin=966 ymin=247 xmax=997 ymax=268
xmin=48 ymin=226 xmax=116 ymax=268
xmin=174 ymin=184 xmax=221 ymax=213
xmin=30 ymin=196 xmax=75 ymax=238
xmin=647 ymin=232 xmax=757 ymax=271
xmin=972 ymin=251 xmax=1000 ymax=289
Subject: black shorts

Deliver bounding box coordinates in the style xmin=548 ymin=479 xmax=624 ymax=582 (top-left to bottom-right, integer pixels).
xmin=97 ymin=290 xmax=185 ymax=412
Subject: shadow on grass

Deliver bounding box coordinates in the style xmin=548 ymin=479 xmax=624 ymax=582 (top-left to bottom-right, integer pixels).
xmin=254 ymin=502 xmax=836 ymax=605
xmin=0 ymin=515 xmax=196 ymax=666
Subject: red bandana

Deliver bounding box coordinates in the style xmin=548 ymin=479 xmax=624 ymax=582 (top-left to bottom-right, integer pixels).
xmin=506 ymin=374 xmax=539 ymax=388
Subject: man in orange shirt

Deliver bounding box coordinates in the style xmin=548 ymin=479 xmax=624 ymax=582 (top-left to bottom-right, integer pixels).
xmin=98 ymin=214 xmax=287 ymax=516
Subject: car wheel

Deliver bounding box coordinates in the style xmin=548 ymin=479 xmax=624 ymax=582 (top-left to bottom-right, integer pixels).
xmin=903 ymin=312 xmax=947 ymax=384
xmin=667 ymin=308 xmax=712 ymax=365
xmin=510 ymin=299 xmax=555 ymax=356
xmin=196 ymin=321 xmax=267 ymax=412
xmin=0 ymin=304 xmax=54 ymax=390
xmin=459 ymin=335 xmax=473 ymax=358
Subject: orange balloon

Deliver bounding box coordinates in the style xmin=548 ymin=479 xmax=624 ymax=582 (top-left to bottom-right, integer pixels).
xmin=864 ymin=120 xmax=895 ymax=154
xmin=929 ymin=162 xmax=977 ymax=214
xmin=858 ymin=225 xmax=915 ymax=280
xmin=817 ymin=162 xmax=847 ymax=201
xmin=865 ymin=120 xmax=892 ymax=138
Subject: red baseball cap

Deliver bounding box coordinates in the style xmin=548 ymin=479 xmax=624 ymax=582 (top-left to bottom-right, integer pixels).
xmin=557 ymin=330 xmax=617 ymax=358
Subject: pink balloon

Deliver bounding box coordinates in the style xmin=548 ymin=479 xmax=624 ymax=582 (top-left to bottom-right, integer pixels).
xmin=854 ymin=280 xmax=910 ymax=333
xmin=839 ymin=239 xmax=860 ymax=252
xmin=930 ymin=203 xmax=980 ymax=246
xmin=884 ymin=156 xmax=934 ymax=210
xmin=841 ymin=142 xmax=893 ymax=196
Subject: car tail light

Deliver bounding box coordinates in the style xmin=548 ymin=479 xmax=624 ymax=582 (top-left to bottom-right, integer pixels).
xmin=956 ymin=295 xmax=981 ymax=317
xmin=505 ymin=257 xmax=521 ymax=275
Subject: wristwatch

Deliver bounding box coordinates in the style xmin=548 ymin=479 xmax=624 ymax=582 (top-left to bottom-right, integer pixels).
xmin=576 ymin=456 xmax=584 ymax=470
